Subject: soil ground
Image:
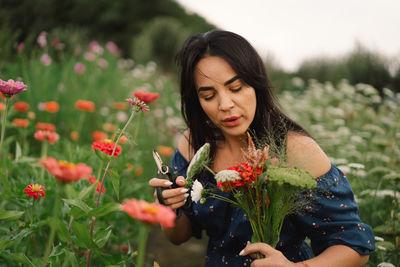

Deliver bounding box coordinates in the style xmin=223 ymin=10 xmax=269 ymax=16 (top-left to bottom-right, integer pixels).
xmin=146 ymin=226 xmax=207 ymax=267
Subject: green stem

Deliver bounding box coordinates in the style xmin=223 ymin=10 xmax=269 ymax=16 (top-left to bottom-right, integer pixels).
xmin=39 ymin=142 xmax=48 ymax=183
xmin=136 ymin=224 xmax=150 ymax=267
xmin=42 ymin=184 xmax=62 ymax=267
xmin=0 ymin=97 xmax=9 ymax=155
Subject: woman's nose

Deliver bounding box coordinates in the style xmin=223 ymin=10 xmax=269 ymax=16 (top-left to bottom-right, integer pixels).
xmin=218 ymin=94 xmax=234 ymax=111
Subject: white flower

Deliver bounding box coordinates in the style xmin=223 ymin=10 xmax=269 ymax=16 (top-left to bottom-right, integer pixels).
xmin=378 ymin=262 xmax=395 ymax=267
xmin=374 ymin=236 xmax=384 ymax=242
xmin=191 ymin=180 xmax=204 ymax=203
xmin=348 ymin=163 xmax=365 ymax=169
xmin=215 ymin=170 xmax=241 ymax=183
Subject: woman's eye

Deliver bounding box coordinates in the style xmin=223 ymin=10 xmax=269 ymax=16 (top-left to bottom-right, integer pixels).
xmin=231 ymin=86 xmax=242 ymax=92
xmin=204 ymin=94 xmax=214 ymax=101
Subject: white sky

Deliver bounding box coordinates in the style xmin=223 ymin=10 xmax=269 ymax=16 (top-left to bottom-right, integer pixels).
xmin=176 ymin=0 xmax=400 ymax=71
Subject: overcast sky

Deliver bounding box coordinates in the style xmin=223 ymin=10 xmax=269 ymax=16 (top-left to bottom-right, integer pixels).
xmin=176 ymin=0 xmax=400 ymax=71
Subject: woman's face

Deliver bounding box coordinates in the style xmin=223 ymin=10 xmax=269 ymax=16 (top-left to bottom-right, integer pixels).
xmin=194 ymin=56 xmax=257 ymax=139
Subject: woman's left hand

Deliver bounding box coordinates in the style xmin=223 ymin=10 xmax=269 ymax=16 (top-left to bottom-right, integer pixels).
xmin=239 ymin=242 xmax=298 ymax=267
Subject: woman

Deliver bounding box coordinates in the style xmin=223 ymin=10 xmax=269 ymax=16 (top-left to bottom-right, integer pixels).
xmin=149 ymin=30 xmax=374 ymax=266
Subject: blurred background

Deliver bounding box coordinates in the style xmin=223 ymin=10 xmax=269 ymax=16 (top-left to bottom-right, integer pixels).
xmin=0 ymin=0 xmax=399 ymax=266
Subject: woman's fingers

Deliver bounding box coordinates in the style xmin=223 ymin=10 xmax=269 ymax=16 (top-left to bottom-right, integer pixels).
xmin=149 ymin=178 xmax=174 ymax=188
xmin=239 ymin=242 xmax=274 ymax=257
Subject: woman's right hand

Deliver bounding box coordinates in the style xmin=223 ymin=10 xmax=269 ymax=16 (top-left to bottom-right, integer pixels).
xmin=148 ymin=176 xmax=188 ymax=211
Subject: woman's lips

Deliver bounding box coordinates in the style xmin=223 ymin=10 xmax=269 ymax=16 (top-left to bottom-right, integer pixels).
xmin=222 ymin=116 xmax=241 ymax=127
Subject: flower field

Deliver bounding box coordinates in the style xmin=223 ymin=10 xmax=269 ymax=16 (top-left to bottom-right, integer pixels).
xmin=0 ymin=34 xmax=399 ymax=266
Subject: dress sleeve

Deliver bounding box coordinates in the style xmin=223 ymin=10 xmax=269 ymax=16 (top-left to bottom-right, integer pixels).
xmin=170 ymin=150 xmax=203 ymax=238
xmin=294 ymin=164 xmax=375 ymax=256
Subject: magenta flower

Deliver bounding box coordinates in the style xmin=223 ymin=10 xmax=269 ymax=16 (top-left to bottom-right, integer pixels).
xmin=98 ymin=58 xmax=108 ymax=69
xmin=84 ymin=52 xmax=96 ymax=61
xmin=106 ymin=41 xmax=120 ymax=55
xmin=40 ymin=54 xmax=52 ymax=66
xmin=0 ymin=79 xmax=27 ymax=97
xmin=17 ymin=43 xmax=25 ymax=53
xmin=74 ymin=62 xmax=86 ymax=74
xmin=37 ymin=31 xmax=47 ymax=48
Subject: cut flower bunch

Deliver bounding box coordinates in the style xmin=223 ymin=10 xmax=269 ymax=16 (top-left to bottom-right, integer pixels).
xmin=188 ymin=133 xmax=317 ymax=248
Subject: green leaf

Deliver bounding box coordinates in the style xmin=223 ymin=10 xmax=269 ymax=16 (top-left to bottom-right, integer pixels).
xmin=0 ymin=239 xmax=13 ymax=252
xmin=63 ymin=249 xmax=79 ymax=267
xmin=64 ymin=184 xmax=78 ymax=199
xmin=11 ymin=229 xmax=33 ymax=243
xmin=63 ymin=199 xmax=91 ymax=214
xmin=88 ymin=202 xmax=120 ymax=218
xmin=15 ymin=141 xmax=22 ymax=162
xmin=78 ymin=184 xmax=96 ymax=200
xmin=10 ymin=253 xmax=37 ymax=266
xmin=71 ymin=221 xmax=98 ymax=249
xmin=56 ymin=221 xmax=72 ymax=243
xmin=95 ymin=226 xmax=112 ymax=248
xmin=375 ymin=241 xmax=396 ymax=251
xmin=109 ymin=169 xmax=120 ymax=200
xmin=94 ymin=148 xmax=112 ymax=162
xmin=0 ymin=210 xmax=24 ymax=221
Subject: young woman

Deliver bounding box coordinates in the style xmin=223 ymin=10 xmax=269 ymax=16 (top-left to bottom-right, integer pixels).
xmin=149 ymin=30 xmax=374 ymax=266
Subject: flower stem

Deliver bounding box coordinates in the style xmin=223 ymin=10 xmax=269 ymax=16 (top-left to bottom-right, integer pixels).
xmin=0 ymin=97 xmax=9 ymax=155
xmin=136 ymin=224 xmax=150 ymax=267
xmin=42 ymin=184 xmax=62 ymax=267
xmin=39 ymin=141 xmax=48 ymax=183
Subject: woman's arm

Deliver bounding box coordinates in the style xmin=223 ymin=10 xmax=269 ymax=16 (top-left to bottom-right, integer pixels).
xmin=240 ymin=243 xmax=369 ymax=267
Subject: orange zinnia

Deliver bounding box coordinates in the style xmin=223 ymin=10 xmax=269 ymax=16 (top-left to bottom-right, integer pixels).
xmin=0 ymin=102 xmax=5 ymax=111
xmin=70 ymin=131 xmax=79 ymax=141
xmin=92 ymin=139 xmax=121 ymax=158
xmin=36 ymin=122 xmax=56 ymax=132
xmin=87 ymin=176 xmax=105 ymax=193
xmin=92 ymin=131 xmax=108 ymax=141
xmin=44 ymin=101 xmax=59 ymax=113
xmin=13 ymin=118 xmax=29 ymax=128
xmin=24 ymin=184 xmax=46 ymax=200
xmin=75 ymin=100 xmax=95 ymax=112
xmin=112 ymin=102 xmax=127 ymax=110
xmin=120 ymin=199 xmax=176 ymax=227
xmin=157 ymin=145 xmax=174 ymax=157
xmin=133 ymin=91 xmax=159 ymax=104
xmin=41 ymin=157 xmax=92 ymax=183
xmin=34 ymin=130 xmax=60 ymax=145
xmin=13 ymin=101 xmax=30 ymax=112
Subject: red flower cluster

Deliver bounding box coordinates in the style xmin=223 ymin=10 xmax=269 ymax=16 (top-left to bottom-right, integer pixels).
xmin=92 ymin=139 xmax=121 ymax=158
xmin=92 ymin=131 xmax=108 ymax=141
xmin=24 ymin=184 xmax=46 ymax=200
xmin=217 ymin=163 xmax=261 ymax=191
xmin=34 ymin=130 xmax=59 ymax=145
xmin=44 ymin=101 xmax=59 ymax=113
xmin=133 ymin=91 xmax=159 ymax=104
xmin=13 ymin=118 xmax=29 ymax=128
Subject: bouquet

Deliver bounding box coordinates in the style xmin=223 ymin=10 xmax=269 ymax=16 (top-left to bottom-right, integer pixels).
xmin=186 ymin=133 xmax=317 ymax=247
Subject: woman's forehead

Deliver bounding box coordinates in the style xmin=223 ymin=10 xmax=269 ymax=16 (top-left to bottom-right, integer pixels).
xmin=194 ymin=56 xmax=237 ymax=86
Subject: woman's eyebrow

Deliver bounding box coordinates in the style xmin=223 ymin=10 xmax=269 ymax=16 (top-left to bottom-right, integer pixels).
xmin=197 ymin=75 xmax=240 ymax=92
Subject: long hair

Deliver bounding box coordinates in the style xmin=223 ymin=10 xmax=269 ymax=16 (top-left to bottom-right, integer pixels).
xmin=175 ymin=30 xmax=309 ymax=159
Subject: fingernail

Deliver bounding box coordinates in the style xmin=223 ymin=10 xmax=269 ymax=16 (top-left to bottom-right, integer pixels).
xmin=177 ymin=179 xmax=185 ymax=183
xmin=239 ymin=249 xmax=244 ymax=256
xmin=164 ymin=181 xmax=173 ymax=186
xmin=184 ymin=193 xmax=189 ymax=198
xmin=181 ymin=188 xmax=189 ymax=193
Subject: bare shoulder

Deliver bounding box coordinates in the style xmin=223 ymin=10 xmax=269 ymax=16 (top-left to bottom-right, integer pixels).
xmin=177 ymin=129 xmax=194 ymax=162
xmin=286 ymin=131 xmax=331 ymax=177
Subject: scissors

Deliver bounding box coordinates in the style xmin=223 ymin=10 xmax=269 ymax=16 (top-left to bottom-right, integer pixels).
xmin=152 ymin=150 xmax=191 ymax=215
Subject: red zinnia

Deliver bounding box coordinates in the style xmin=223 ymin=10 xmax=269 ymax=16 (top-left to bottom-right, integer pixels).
xmin=44 ymin=101 xmax=59 ymax=113
xmin=133 ymin=91 xmax=159 ymax=104
xmin=41 ymin=157 xmax=92 ymax=183
xmin=13 ymin=101 xmax=30 ymax=112
xmin=120 ymin=199 xmax=176 ymax=228
xmin=75 ymin=100 xmax=94 ymax=112
xmin=92 ymin=131 xmax=108 ymax=141
xmin=87 ymin=176 xmax=105 ymax=193
xmin=36 ymin=122 xmax=56 ymax=132
xmin=13 ymin=118 xmax=29 ymax=128
xmin=92 ymin=139 xmax=121 ymax=158
xmin=24 ymin=184 xmax=46 ymax=200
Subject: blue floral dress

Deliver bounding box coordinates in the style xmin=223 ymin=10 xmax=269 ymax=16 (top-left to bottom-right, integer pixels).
xmin=171 ymin=150 xmax=375 ymax=266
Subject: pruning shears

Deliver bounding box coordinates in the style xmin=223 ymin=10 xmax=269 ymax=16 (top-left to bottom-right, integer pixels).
xmin=152 ymin=150 xmax=191 ymax=215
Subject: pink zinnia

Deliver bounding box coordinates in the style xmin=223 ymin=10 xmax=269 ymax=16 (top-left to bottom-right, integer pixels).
xmin=84 ymin=52 xmax=96 ymax=61
xmin=92 ymin=139 xmax=121 ymax=158
xmin=40 ymin=53 xmax=52 ymax=66
xmin=74 ymin=62 xmax=86 ymax=74
xmin=41 ymin=157 xmax=92 ymax=183
xmin=120 ymin=199 xmax=176 ymax=228
xmin=98 ymin=58 xmax=108 ymax=69
xmin=125 ymin=97 xmax=150 ymax=112
xmin=17 ymin=43 xmax=25 ymax=53
xmin=34 ymin=130 xmax=60 ymax=145
xmin=0 ymin=79 xmax=27 ymax=97
xmin=106 ymin=41 xmax=120 ymax=55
